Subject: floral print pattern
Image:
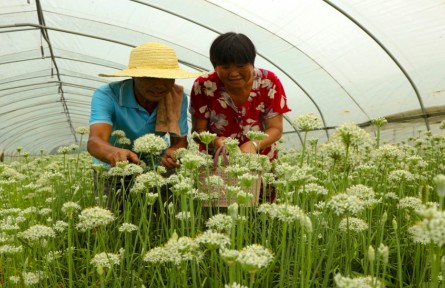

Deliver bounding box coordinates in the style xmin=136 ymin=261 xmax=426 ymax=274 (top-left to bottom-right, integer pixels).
xmin=190 ymin=68 xmax=291 ymax=159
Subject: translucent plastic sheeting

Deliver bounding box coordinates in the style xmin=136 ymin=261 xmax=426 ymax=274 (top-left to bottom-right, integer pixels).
xmin=0 ymin=0 xmax=444 ymax=155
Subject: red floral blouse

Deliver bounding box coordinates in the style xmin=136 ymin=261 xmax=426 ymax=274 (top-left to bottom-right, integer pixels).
xmin=189 ymin=68 xmax=291 ymax=159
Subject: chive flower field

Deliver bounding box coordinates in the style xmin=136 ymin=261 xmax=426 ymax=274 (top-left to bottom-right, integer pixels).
xmin=1 ymin=117 xmax=445 ymax=288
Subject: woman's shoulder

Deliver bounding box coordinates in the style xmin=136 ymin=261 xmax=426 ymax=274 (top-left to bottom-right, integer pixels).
xmin=255 ymin=68 xmax=278 ymax=80
xmin=195 ymin=70 xmax=218 ymax=82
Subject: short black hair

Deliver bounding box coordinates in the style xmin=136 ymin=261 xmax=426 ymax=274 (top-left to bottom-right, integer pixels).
xmin=209 ymin=32 xmax=256 ymax=68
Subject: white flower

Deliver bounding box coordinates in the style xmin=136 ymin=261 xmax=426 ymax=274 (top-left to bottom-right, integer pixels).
xmin=236 ymin=244 xmax=274 ymax=273
xmin=195 ymin=230 xmax=231 ymax=250
xmin=292 ymin=113 xmax=323 ymax=132
xmin=225 ymin=283 xmax=248 ymax=288
xmin=111 ymin=130 xmax=126 ymax=138
xmin=61 ymin=202 xmax=82 ymax=217
xmin=408 ymin=208 xmax=445 ymax=246
xmin=22 ymin=271 xmax=45 ymax=286
xmin=175 ymin=211 xmax=192 ymax=221
xmin=371 ymin=117 xmax=388 ymax=128
xmin=398 ymin=197 xmax=424 ymax=211
xmin=331 ymin=122 xmax=371 ymax=148
xmin=143 ymin=233 xmax=202 ymax=265
xmin=133 ymin=134 xmax=167 ymax=155
xmin=53 ymin=221 xmax=69 ymax=233
xmin=108 ymin=161 xmax=143 ymax=176
xmin=76 ymin=207 xmax=115 ymax=232
xmin=334 ymin=273 xmax=383 ymax=288
xmin=434 ymin=174 xmax=445 ymax=198
xmin=246 ymin=130 xmax=268 ymax=141
xmin=0 ymin=244 xmax=23 ymax=254
xmin=90 ymin=252 xmax=121 ymax=269
xmin=118 ymin=223 xmax=138 ymax=233
xmin=75 ymin=126 xmax=89 ymax=135
xmin=326 ymin=193 xmax=365 ymax=216
xmin=18 ymin=224 xmax=56 ymax=242
xmin=193 ymin=131 xmax=217 ymax=145
xmin=130 ymin=171 xmax=166 ymax=193
xmin=116 ymin=137 xmax=131 ymax=145
xmin=206 ymin=214 xmax=233 ymax=233
xmin=338 ymin=217 xmax=369 ymax=233
xmin=204 ymin=80 xmax=217 ymax=96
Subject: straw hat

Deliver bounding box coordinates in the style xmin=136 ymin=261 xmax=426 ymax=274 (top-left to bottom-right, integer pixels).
xmin=99 ymin=42 xmax=202 ymax=79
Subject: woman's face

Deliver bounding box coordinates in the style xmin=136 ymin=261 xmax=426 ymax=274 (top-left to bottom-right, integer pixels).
xmin=133 ymin=77 xmax=175 ymax=103
xmin=215 ymin=63 xmax=254 ymax=90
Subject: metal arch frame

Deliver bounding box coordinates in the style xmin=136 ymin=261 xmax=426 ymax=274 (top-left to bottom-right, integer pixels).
xmin=35 ymin=0 xmax=78 ymax=144
xmin=323 ymin=0 xmax=430 ymax=131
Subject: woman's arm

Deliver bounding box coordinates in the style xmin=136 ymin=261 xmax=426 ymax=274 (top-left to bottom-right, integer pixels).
xmin=239 ymin=114 xmax=283 ymax=154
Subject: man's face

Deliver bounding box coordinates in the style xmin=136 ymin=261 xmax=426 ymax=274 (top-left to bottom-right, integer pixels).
xmin=133 ymin=77 xmax=175 ymax=103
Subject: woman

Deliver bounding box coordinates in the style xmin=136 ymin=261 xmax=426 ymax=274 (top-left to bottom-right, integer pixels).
xmin=190 ymin=32 xmax=291 ymax=160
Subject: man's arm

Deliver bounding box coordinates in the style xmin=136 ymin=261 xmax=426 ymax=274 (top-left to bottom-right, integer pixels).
xmin=87 ymin=123 xmax=139 ymax=167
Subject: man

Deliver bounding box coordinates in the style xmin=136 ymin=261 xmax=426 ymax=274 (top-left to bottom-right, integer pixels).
xmin=88 ymin=42 xmax=201 ymax=169
xmin=87 ymin=42 xmax=201 ymax=208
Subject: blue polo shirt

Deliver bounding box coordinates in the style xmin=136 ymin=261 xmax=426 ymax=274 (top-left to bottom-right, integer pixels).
xmin=89 ymin=79 xmax=188 ymax=168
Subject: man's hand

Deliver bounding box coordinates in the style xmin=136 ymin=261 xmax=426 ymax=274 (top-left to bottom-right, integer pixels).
xmin=160 ymin=147 xmax=179 ymax=169
xmin=107 ymin=148 xmax=140 ymax=167
xmin=88 ymin=123 xmax=140 ymax=167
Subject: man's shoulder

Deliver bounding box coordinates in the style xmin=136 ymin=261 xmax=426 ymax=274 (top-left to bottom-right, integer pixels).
xmin=94 ymin=79 xmax=132 ymax=99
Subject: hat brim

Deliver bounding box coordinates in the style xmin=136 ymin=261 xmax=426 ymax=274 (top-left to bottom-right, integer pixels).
xmin=99 ymin=68 xmax=202 ymax=79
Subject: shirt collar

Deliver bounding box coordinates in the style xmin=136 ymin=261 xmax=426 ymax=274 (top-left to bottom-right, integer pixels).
xmin=117 ymin=79 xmax=140 ymax=108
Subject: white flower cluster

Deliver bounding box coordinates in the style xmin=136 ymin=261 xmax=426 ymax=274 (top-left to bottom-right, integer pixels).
xmin=299 ymin=183 xmax=328 ymax=195
xmin=398 ymin=196 xmax=424 ymax=211
xmin=291 ymin=113 xmax=323 ymax=132
xmin=53 ymin=220 xmax=69 ymax=233
xmin=331 ymin=122 xmax=371 ymax=148
xmin=130 ymin=171 xmax=166 ymax=193
xmin=76 ymin=207 xmax=115 ymax=232
xmin=257 ymin=203 xmax=312 ymax=232
xmin=75 ymin=126 xmax=89 ymax=135
xmin=370 ymin=117 xmax=388 ymax=128
xmin=345 ymin=184 xmax=380 ymax=208
xmin=338 ymin=217 xmax=369 ymax=233
xmin=133 ymin=134 xmax=167 ymax=155
xmin=18 ymin=224 xmax=56 ymax=242
xmin=21 ymin=271 xmax=46 ymax=286
xmin=195 ymin=230 xmax=231 ymax=250
xmin=193 ymin=131 xmax=217 ymax=145
xmin=326 ymin=193 xmax=365 ymax=216
xmin=236 ymin=244 xmax=274 ymax=273
xmin=178 ymin=152 xmax=209 ymax=171
xmin=143 ymin=233 xmax=202 ymax=265
xmin=108 ymin=161 xmax=143 ymax=176
xmin=0 ymin=244 xmax=23 ymax=254
xmin=118 ymin=222 xmax=138 ymax=233
xmin=170 ymin=177 xmax=194 ymax=195
xmin=371 ymin=144 xmax=405 ymax=162
xmin=334 ymin=273 xmax=383 ymax=288
xmin=408 ymin=208 xmax=445 ymax=246
xmin=90 ymin=251 xmax=122 ymax=269
xmin=205 ymin=214 xmax=233 ymax=233
xmin=224 ymin=283 xmax=248 ymax=288
xmin=246 ymin=130 xmax=268 ymax=141
xmin=175 ymin=211 xmax=192 ymax=221
xmin=61 ymin=201 xmax=82 ymax=217
xmin=111 ymin=130 xmax=126 ymax=138
xmin=388 ymin=169 xmax=414 ymax=183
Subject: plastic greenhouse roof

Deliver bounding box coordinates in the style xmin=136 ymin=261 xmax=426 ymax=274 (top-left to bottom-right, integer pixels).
xmin=1 ymin=0 xmax=445 ymax=155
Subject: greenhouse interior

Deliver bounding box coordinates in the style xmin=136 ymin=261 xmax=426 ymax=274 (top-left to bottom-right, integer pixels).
xmin=1 ymin=0 xmax=445 ymax=287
